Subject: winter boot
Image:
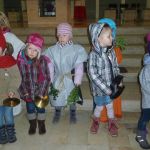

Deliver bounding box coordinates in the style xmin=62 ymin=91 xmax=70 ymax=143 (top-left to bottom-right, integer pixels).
xmin=28 ymin=119 xmax=37 ymax=135
xmin=90 ymin=117 xmax=99 ymax=134
xmin=38 ymin=120 xmax=46 ymax=135
xmin=6 ymin=124 xmax=17 ymax=143
xmin=70 ymin=110 xmax=77 ymax=124
xmin=108 ymin=119 xmax=118 ymax=137
xmin=0 ymin=126 xmax=8 ymax=144
xmin=135 ymin=130 xmax=150 ymax=149
xmin=52 ymin=109 xmax=61 ymax=124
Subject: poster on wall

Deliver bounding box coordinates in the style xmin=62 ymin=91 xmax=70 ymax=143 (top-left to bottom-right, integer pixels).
xmin=39 ymin=0 xmax=56 ymax=17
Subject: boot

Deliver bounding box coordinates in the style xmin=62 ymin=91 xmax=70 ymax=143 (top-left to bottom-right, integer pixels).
xmin=90 ymin=117 xmax=99 ymax=134
xmin=28 ymin=119 xmax=37 ymax=135
xmin=108 ymin=119 xmax=118 ymax=137
xmin=70 ymin=110 xmax=77 ymax=124
xmin=38 ymin=120 xmax=46 ymax=135
xmin=135 ymin=130 xmax=150 ymax=149
xmin=52 ymin=109 xmax=61 ymax=124
xmin=0 ymin=126 xmax=8 ymax=144
xmin=6 ymin=124 xmax=17 ymax=143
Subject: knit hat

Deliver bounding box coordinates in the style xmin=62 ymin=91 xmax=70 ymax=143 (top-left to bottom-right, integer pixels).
xmin=57 ymin=23 xmax=73 ymax=38
xmin=0 ymin=28 xmax=6 ymax=50
xmin=26 ymin=33 xmax=44 ymax=50
xmin=98 ymin=18 xmax=116 ymax=39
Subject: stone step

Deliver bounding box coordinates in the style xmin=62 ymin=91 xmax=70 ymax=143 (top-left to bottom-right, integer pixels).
xmin=43 ymin=44 xmax=145 ymax=55
xmin=16 ymin=33 xmax=145 ymax=46
xmin=80 ymin=81 xmax=141 ymax=112
xmin=120 ymin=54 xmax=143 ymax=67
xmin=12 ymin=26 xmax=150 ymax=36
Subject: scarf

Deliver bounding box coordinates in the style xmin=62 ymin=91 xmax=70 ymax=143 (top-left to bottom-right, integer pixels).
xmin=0 ymin=55 xmax=16 ymax=68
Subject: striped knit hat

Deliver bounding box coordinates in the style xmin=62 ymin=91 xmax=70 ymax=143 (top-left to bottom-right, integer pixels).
xmin=57 ymin=22 xmax=72 ymax=38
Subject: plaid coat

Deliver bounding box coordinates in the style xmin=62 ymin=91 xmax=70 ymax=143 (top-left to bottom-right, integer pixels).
xmin=87 ymin=23 xmax=120 ymax=96
xmin=17 ymin=50 xmax=51 ymax=102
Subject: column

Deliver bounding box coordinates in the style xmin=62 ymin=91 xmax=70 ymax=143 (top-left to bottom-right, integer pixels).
xmin=95 ymin=0 xmax=99 ymax=20
xmin=0 ymin=0 xmax=4 ymax=11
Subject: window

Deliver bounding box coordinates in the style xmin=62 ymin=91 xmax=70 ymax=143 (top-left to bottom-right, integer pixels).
xmin=39 ymin=0 xmax=56 ymax=17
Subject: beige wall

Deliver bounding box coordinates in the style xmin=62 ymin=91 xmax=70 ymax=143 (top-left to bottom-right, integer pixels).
xmin=27 ymin=0 xmax=69 ymax=27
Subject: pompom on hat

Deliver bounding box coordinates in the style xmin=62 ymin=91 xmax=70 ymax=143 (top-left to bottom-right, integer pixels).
xmin=26 ymin=33 xmax=44 ymax=50
xmin=0 ymin=28 xmax=6 ymax=50
xmin=57 ymin=22 xmax=73 ymax=38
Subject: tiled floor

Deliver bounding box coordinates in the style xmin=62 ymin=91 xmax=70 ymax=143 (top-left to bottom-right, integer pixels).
xmin=0 ymin=108 xmax=149 ymax=150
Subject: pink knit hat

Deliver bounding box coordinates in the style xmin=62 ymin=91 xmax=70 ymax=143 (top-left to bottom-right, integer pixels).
xmin=57 ymin=23 xmax=73 ymax=38
xmin=147 ymin=33 xmax=150 ymax=42
xmin=26 ymin=33 xmax=44 ymax=50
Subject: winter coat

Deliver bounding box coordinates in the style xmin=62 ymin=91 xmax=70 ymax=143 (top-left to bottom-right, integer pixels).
xmin=139 ymin=53 xmax=150 ymax=109
xmin=17 ymin=50 xmax=51 ymax=102
xmin=0 ymin=60 xmax=21 ymax=105
xmin=43 ymin=42 xmax=87 ymax=107
xmin=87 ymin=23 xmax=120 ymax=96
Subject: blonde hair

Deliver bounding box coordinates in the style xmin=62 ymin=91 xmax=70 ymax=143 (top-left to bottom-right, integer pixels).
xmin=0 ymin=11 xmax=10 ymax=28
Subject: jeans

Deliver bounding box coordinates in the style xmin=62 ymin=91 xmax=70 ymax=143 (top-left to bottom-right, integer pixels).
xmin=138 ymin=108 xmax=150 ymax=131
xmin=0 ymin=106 xmax=14 ymax=127
xmin=26 ymin=102 xmax=45 ymax=114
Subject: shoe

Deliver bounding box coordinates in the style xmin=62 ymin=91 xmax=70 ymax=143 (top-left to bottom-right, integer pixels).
xmin=136 ymin=135 xmax=150 ymax=149
xmin=70 ymin=110 xmax=77 ymax=124
xmin=6 ymin=125 xmax=17 ymax=143
xmin=52 ymin=109 xmax=61 ymax=124
xmin=108 ymin=119 xmax=118 ymax=137
xmin=0 ymin=126 xmax=8 ymax=144
xmin=28 ymin=119 xmax=37 ymax=135
xmin=90 ymin=117 xmax=99 ymax=134
xmin=38 ymin=120 xmax=46 ymax=135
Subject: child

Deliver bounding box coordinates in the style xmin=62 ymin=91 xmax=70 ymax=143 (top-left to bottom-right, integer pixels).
xmin=17 ymin=33 xmax=51 ymax=135
xmin=97 ymin=18 xmax=123 ymax=122
xmin=87 ymin=22 xmax=121 ymax=136
xmin=135 ymin=33 xmax=150 ymax=149
xmin=0 ymin=11 xmax=25 ymax=59
xmin=43 ymin=22 xmax=87 ymax=124
xmin=0 ymin=29 xmax=20 ymax=144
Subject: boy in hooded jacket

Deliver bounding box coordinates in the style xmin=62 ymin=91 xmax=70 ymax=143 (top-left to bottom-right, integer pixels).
xmin=87 ymin=22 xmax=122 ymax=136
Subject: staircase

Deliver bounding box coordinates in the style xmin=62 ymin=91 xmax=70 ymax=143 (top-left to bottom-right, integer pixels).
xmin=12 ymin=26 xmax=150 ymax=112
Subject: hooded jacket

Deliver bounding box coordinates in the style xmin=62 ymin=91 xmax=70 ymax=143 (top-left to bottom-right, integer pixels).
xmin=87 ymin=23 xmax=120 ymax=96
xmin=139 ymin=53 xmax=150 ymax=109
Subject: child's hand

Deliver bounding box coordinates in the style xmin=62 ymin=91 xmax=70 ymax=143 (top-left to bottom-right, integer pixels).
xmin=8 ymin=91 xmax=15 ymax=98
xmin=118 ymin=81 xmax=123 ymax=87
xmin=75 ymin=83 xmax=80 ymax=87
xmin=24 ymin=93 xmax=29 ymax=96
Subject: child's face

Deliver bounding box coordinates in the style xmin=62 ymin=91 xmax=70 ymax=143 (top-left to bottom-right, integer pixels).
xmin=98 ymin=28 xmax=113 ymax=48
xmin=26 ymin=43 xmax=39 ymax=59
xmin=58 ymin=34 xmax=70 ymax=44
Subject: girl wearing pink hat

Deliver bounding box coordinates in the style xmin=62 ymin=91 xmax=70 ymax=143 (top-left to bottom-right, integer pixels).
xmin=17 ymin=33 xmax=52 ymax=135
xmin=44 ymin=22 xmax=87 ymax=124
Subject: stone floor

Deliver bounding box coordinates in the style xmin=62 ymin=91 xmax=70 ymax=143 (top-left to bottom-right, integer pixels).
xmin=0 ymin=108 xmax=149 ymax=150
